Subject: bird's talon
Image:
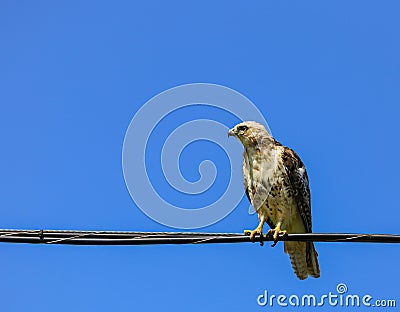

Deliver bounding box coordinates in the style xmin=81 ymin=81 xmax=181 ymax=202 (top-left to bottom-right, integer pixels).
xmin=271 ymin=236 xmax=279 ymax=247
xmin=267 ymin=228 xmax=287 ymax=247
xmin=259 ymin=233 xmax=264 ymax=246
xmin=244 ymin=229 xmax=263 ymax=243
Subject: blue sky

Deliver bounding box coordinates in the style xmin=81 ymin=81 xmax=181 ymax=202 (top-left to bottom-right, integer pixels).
xmin=1 ymin=1 xmax=399 ymax=311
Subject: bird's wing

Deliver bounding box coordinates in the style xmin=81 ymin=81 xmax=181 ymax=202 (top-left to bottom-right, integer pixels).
xmin=281 ymin=146 xmax=312 ymax=232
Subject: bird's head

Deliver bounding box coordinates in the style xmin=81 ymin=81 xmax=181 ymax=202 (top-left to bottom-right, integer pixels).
xmin=228 ymin=121 xmax=271 ymax=148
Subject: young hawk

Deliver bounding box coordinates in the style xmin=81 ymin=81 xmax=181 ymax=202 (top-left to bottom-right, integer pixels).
xmin=228 ymin=121 xmax=320 ymax=279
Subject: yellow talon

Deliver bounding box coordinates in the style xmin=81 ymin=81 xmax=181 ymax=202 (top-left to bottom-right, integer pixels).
xmin=244 ymin=229 xmax=261 ymax=240
xmin=244 ymin=219 xmax=264 ymax=246
xmin=267 ymin=223 xmax=287 ymax=247
xmin=244 ymin=222 xmax=264 ymax=246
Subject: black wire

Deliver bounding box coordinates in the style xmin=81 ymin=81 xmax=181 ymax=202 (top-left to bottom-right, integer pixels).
xmin=0 ymin=229 xmax=399 ymax=245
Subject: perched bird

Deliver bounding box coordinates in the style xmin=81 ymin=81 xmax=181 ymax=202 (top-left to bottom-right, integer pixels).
xmin=228 ymin=121 xmax=320 ymax=279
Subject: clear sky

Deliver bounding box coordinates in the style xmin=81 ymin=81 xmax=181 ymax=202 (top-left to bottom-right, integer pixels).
xmin=1 ymin=1 xmax=399 ymax=311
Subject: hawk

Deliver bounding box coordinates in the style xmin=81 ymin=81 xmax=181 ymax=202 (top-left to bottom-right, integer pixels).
xmin=228 ymin=121 xmax=320 ymax=279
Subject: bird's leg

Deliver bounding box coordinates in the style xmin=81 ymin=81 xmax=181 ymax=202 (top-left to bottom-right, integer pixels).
xmin=244 ymin=219 xmax=265 ymax=246
xmin=267 ymin=222 xmax=287 ymax=247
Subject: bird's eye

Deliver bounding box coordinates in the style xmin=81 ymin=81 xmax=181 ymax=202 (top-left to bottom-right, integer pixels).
xmin=237 ymin=125 xmax=248 ymax=132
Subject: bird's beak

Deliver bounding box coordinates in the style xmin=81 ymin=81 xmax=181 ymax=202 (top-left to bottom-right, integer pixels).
xmin=228 ymin=128 xmax=235 ymax=138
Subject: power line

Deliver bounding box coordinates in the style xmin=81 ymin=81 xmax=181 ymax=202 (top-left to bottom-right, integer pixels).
xmin=0 ymin=229 xmax=399 ymax=246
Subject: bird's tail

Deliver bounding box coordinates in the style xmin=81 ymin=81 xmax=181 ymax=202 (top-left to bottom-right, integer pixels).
xmin=284 ymin=241 xmax=320 ymax=280
xmin=306 ymin=241 xmax=320 ymax=278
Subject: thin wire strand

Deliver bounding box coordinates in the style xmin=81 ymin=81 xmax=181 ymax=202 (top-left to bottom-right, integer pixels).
xmin=0 ymin=229 xmax=399 ymax=245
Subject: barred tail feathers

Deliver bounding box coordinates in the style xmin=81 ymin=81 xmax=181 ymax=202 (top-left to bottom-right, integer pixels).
xmin=306 ymin=241 xmax=320 ymax=278
xmin=284 ymin=241 xmax=320 ymax=280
